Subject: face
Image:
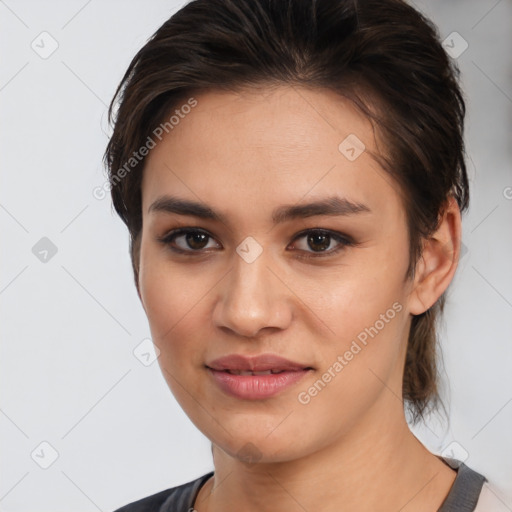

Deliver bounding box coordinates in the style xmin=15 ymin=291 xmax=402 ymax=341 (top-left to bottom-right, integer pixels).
xmin=138 ymin=86 xmax=416 ymax=463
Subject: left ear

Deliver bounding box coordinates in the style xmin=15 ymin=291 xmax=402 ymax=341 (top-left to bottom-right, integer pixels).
xmin=408 ymin=196 xmax=462 ymax=316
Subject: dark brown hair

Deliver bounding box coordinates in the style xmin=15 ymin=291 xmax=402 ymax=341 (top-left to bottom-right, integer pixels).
xmin=104 ymin=0 xmax=469 ymax=424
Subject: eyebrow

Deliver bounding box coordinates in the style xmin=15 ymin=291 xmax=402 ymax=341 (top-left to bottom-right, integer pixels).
xmin=148 ymin=194 xmax=371 ymax=225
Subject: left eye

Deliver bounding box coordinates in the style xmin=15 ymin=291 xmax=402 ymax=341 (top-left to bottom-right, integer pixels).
xmin=290 ymin=229 xmax=351 ymax=256
xmin=160 ymin=229 xmax=219 ymax=252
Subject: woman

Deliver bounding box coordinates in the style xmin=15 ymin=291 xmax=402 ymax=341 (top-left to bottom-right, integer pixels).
xmin=105 ymin=0 xmax=492 ymax=510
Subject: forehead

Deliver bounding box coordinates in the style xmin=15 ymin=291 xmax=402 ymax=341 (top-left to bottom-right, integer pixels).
xmin=141 ymin=86 xmax=403 ymax=223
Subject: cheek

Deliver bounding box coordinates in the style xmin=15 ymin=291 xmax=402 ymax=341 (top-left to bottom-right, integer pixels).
xmin=138 ymin=242 xmax=208 ymax=363
xmin=139 ymin=254 xmax=211 ymax=406
xmin=315 ymin=282 xmax=406 ymax=386
xmin=291 ymin=256 xmax=406 ymax=342
xmin=139 ymin=237 xmax=204 ymax=330
xmin=297 ymin=251 xmax=409 ymax=396
xmin=294 ymin=293 xmax=407 ymax=439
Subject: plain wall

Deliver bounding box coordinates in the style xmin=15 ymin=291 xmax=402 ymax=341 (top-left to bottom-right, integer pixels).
xmin=1 ymin=0 xmax=511 ymax=510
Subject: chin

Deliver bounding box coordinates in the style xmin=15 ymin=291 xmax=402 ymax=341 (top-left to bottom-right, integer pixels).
xmin=212 ymin=430 xmax=316 ymax=466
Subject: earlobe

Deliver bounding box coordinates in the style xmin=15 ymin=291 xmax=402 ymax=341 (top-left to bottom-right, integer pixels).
xmin=408 ymin=196 xmax=462 ymax=316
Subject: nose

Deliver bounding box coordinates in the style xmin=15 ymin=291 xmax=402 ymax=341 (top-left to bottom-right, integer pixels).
xmin=212 ymin=248 xmax=292 ymax=338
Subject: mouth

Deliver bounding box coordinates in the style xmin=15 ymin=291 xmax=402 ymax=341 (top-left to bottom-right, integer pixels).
xmin=207 ymin=368 xmax=312 ymax=375
xmin=204 ymin=354 xmax=314 ymax=400
xmin=205 ymin=353 xmax=314 ymax=373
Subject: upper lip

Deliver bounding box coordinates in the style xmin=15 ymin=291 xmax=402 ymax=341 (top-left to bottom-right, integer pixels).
xmin=206 ymin=353 xmax=312 ymax=372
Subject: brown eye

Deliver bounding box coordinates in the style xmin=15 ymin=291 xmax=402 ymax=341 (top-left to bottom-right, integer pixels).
xmin=306 ymin=232 xmax=331 ymax=252
xmin=183 ymin=231 xmax=210 ymax=250
xmin=290 ymin=229 xmax=353 ymax=258
xmin=159 ymin=228 xmax=220 ymax=253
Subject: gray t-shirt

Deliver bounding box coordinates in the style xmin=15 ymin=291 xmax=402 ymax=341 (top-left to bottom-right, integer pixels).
xmin=113 ymin=457 xmax=486 ymax=512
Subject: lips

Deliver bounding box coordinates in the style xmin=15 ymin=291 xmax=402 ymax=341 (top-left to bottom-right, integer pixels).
xmin=206 ymin=353 xmax=313 ymax=373
xmin=206 ymin=353 xmax=314 ymax=400
xmin=222 ymin=369 xmax=286 ymax=376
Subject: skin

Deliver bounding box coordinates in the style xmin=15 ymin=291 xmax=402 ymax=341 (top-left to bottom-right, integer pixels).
xmin=137 ymin=85 xmax=462 ymax=511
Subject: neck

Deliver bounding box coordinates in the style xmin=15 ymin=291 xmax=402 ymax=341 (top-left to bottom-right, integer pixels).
xmin=195 ymin=395 xmax=456 ymax=512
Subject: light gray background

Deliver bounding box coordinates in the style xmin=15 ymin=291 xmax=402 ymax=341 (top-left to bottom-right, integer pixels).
xmin=1 ymin=1 xmax=511 ymax=511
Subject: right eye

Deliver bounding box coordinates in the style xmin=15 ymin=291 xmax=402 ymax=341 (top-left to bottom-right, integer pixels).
xmin=157 ymin=228 xmax=222 ymax=254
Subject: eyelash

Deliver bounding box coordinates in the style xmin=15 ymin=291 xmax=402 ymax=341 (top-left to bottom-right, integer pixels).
xmin=157 ymin=227 xmax=355 ymax=260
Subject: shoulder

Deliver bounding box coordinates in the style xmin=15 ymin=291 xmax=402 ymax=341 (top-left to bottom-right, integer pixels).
xmin=474 ymin=482 xmax=511 ymax=512
xmin=113 ymin=487 xmax=176 ymax=512
xmin=438 ymin=457 xmax=487 ymax=511
xmin=112 ymin=472 xmax=214 ymax=512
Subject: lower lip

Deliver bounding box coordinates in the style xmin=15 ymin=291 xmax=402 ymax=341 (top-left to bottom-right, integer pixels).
xmin=207 ymin=368 xmax=311 ymax=400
